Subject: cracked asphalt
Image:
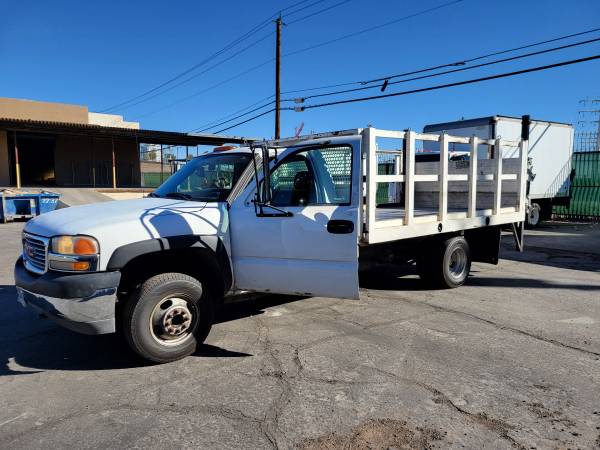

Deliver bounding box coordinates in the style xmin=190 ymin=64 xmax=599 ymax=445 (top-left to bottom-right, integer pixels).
xmin=1 ymin=221 xmax=599 ymax=449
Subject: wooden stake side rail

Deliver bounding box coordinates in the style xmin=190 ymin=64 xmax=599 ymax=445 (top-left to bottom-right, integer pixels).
xmin=362 ymin=127 xmax=527 ymax=244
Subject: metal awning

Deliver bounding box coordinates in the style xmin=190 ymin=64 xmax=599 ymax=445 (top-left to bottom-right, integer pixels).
xmin=0 ymin=118 xmax=259 ymax=146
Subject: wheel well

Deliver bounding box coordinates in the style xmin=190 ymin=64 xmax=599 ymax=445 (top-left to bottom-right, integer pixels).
xmin=116 ymin=248 xmax=227 ymax=302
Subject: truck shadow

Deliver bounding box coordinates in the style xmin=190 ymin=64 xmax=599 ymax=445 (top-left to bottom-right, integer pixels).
xmin=358 ymin=264 xmax=600 ymax=291
xmin=0 ymin=285 xmax=303 ymax=376
xmin=359 ymin=264 xmax=428 ymax=291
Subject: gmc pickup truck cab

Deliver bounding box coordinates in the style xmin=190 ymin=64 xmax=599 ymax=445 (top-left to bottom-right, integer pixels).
xmin=15 ymin=126 xmax=528 ymax=362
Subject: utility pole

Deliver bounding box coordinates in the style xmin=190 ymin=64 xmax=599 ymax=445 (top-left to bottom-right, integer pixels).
xmin=275 ymin=14 xmax=282 ymax=139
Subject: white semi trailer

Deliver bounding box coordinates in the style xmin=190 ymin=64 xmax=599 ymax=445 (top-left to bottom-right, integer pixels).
xmin=15 ymin=122 xmax=529 ymax=363
xmin=423 ymin=115 xmax=574 ymax=227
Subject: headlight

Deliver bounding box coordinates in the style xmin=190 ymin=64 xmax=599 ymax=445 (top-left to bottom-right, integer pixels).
xmin=49 ymin=235 xmax=99 ymax=272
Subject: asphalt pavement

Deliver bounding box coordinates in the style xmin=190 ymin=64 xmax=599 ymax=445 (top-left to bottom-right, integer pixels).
xmin=0 ymin=220 xmax=599 ymax=449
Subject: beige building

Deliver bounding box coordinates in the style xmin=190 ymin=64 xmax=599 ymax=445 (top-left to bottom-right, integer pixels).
xmin=0 ymin=98 xmax=243 ymax=188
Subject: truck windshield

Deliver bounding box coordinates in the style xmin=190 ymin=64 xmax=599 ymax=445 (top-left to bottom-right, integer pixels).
xmin=152 ymin=153 xmax=252 ymax=202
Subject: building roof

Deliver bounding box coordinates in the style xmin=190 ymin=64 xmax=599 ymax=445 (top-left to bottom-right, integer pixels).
xmin=0 ymin=118 xmax=258 ymax=146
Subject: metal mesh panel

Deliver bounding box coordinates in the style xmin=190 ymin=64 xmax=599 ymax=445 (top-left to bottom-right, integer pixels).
xmin=321 ymin=147 xmax=351 ymax=199
xmin=271 ymin=160 xmax=308 ymax=191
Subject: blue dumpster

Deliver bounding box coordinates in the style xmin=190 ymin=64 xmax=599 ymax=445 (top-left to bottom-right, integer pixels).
xmin=0 ymin=190 xmax=60 ymax=223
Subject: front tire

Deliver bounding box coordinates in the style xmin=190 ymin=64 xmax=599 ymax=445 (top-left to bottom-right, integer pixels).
xmin=122 ymin=273 xmax=213 ymax=363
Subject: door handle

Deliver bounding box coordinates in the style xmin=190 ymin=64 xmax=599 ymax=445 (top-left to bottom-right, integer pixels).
xmin=327 ymin=219 xmax=354 ymax=234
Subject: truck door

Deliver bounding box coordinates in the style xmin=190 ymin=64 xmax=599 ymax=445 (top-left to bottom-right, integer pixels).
xmin=228 ymin=139 xmax=361 ymax=299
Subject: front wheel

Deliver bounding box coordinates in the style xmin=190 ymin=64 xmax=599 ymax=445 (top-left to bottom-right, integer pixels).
xmin=122 ymin=273 xmax=214 ymax=363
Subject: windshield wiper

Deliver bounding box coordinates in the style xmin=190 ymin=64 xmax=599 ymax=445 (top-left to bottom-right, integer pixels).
xmin=164 ymin=192 xmax=193 ymax=200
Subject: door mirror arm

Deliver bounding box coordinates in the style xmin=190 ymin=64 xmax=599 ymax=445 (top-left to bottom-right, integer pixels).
xmin=252 ymin=199 xmax=293 ymax=217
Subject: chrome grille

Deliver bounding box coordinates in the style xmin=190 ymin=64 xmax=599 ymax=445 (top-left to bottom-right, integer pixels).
xmin=23 ymin=234 xmax=49 ymax=274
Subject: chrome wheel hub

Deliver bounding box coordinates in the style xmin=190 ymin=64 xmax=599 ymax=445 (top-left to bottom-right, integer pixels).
xmin=448 ymin=247 xmax=467 ymax=280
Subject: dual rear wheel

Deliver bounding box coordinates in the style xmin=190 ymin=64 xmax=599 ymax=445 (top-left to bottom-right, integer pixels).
xmin=416 ymin=236 xmax=472 ymax=288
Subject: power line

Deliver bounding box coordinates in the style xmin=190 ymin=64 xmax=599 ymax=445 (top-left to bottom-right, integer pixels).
xmin=283 ymin=0 xmax=464 ymax=58
xmin=282 ymin=26 xmax=600 ymax=95
xmin=109 ymin=31 xmax=275 ymax=113
xmin=300 ymin=54 xmax=600 ymax=110
xmin=135 ymin=60 xmax=276 ymax=121
xmin=287 ymin=0 xmax=353 ymax=25
xmin=135 ymin=0 xmax=467 ymax=120
xmin=100 ymin=0 xmax=315 ymax=113
xmin=101 ymin=28 xmax=271 ymax=113
xmin=214 ymin=108 xmax=276 ymax=133
xmin=293 ymin=36 xmax=600 ymax=101
xmin=201 ymin=101 xmax=275 ymax=133
xmin=191 ymin=94 xmax=274 ymax=131
xmin=282 ymin=0 xmax=328 ymax=17
xmin=282 ymin=81 xmax=359 ymax=95
xmin=213 ymin=54 xmax=600 ymax=132
xmin=198 ymin=33 xmax=600 ymax=132
xmin=196 ymin=100 xmax=275 ymax=132
xmin=366 ymin=27 xmax=600 ymax=84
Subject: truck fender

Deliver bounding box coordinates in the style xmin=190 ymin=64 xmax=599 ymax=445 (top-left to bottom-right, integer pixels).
xmin=106 ymin=235 xmax=232 ymax=297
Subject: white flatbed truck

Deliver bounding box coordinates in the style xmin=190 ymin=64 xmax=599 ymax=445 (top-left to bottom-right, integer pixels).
xmin=14 ymin=119 xmax=529 ymax=362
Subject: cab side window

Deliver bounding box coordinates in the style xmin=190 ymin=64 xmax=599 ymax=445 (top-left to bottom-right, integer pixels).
xmin=270 ymin=146 xmax=352 ymax=207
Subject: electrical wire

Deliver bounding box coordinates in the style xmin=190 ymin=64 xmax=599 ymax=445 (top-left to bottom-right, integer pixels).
xmin=198 ymin=34 xmax=600 ymax=132
xmin=111 ymin=32 xmax=275 ymax=113
xmin=287 ymin=0 xmax=353 ymax=25
xmin=363 ymin=26 xmax=600 ymax=84
xmin=122 ymin=0 xmax=355 ymax=113
xmin=283 ymin=0 xmax=464 ymax=58
xmin=293 ymin=36 xmax=600 ymax=101
xmin=214 ymin=108 xmax=276 ymax=133
xmin=282 ymin=26 xmax=600 ymax=95
xmin=196 ymin=101 xmax=275 ymax=132
xmin=282 ymin=0 xmax=329 ymax=18
xmin=100 ymin=0 xmax=315 ymax=113
xmin=135 ymin=0 xmax=467 ymax=120
xmin=300 ymin=54 xmax=600 ymax=110
xmin=135 ymin=59 xmax=276 ymax=121
xmin=212 ymin=54 xmax=600 ymax=132
xmin=191 ymin=94 xmax=275 ymax=131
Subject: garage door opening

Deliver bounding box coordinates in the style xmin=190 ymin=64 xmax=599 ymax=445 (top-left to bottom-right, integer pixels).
xmin=9 ymin=133 xmax=56 ymax=186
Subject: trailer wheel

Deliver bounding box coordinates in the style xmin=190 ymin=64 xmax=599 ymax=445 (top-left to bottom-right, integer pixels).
xmin=418 ymin=237 xmax=471 ymax=289
xmin=122 ymin=273 xmax=213 ymax=363
xmin=526 ymin=202 xmax=541 ymax=228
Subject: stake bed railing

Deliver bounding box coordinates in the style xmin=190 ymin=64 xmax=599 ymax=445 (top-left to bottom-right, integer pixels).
xmin=362 ymin=128 xmax=528 ymax=244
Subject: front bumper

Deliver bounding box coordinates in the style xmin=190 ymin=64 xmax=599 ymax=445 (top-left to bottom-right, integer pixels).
xmin=14 ymin=257 xmax=121 ymax=335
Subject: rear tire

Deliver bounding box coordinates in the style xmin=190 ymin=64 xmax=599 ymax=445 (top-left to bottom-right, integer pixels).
xmin=122 ymin=272 xmax=213 ymax=363
xmin=526 ymin=202 xmax=541 ymax=228
xmin=417 ymin=236 xmax=471 ymax=289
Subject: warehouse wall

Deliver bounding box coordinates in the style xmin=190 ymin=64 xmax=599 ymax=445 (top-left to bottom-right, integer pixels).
xmin=0 ymin=131 xmax=9 ymax=185
xmin=0 ymin=98 xmax=88 ymax=124
xmin=54 ymin=135 xmax=141 ymax=187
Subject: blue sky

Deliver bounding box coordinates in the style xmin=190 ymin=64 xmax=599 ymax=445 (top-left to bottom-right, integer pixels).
xmin=2 ymin=0 xmax=599 ymax=143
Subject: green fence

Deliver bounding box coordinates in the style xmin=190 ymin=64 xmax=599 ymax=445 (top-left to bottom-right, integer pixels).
xmin=554 ymin=151 xmax=600 ymax=220
xmin=142 ymin=172 xmax=171 ymax=188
